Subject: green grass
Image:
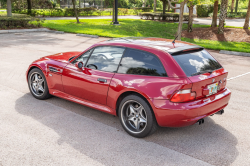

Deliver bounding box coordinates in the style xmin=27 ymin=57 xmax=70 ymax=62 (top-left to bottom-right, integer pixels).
xmin=40 ymin=19 xmax=250 ymax=53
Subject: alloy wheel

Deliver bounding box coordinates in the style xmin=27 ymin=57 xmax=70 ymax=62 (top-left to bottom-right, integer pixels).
xmin=121 ymin=100 xmax=147 ymax=134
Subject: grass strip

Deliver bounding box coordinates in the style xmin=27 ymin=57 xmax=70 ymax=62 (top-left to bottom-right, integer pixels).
xmin=40 ymin=19 xmax=250 ymax=53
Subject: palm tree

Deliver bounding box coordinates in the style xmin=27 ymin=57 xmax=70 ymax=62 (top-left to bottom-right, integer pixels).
xmin=218 ymin=0 xmax=228 ymax=34
xmin=243 ymin=0 xmax=250 ymax=29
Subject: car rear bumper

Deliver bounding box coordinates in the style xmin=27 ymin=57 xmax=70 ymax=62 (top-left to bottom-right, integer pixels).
xmin=149 ymin=88 xmax=231 ymax=127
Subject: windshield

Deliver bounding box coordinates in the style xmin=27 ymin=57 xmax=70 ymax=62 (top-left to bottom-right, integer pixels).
xmin=172 ymin=49 xmax=222 ymax=77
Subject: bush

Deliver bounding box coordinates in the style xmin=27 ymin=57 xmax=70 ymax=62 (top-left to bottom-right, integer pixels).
xmin=197 ymin=4 xmax=220 ymax=17
xmin=0 ymin=14 xmax=44 ymax=29
xmin=139 ymin=12 xmax=194 ymax=21
xmin=227 ymin=12 xmax=247 ymax=18
xmin=134 ymin=7 xmax=153 ymax=12
xmin=119 ymin=8 xmax=129 ymax=15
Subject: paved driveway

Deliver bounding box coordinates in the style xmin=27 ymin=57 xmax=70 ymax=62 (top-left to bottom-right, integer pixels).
xmin=0 ymin=32 xmax=250 ymax=166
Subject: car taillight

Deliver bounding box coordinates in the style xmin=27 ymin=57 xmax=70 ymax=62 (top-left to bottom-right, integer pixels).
xmin=170 ymin=89 xmax=196 ymax=103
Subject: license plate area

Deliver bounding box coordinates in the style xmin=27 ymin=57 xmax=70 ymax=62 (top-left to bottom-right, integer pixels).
xmin=207 ymin=82 xmax=218 ymax=96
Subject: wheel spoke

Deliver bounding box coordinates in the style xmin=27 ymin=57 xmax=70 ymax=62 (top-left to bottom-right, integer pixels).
xmin=127 ymin=115 xmax=134 ymax=122
xmin=139 ymin=116 xmax=147 ymax=124
xmin=135 ymin=106 xmax=143 ymax=115
xmin=134 ymin=118 xmax=140 ymax=130
xmin=33 ymin=85 xmax=37 ymax=92
xmin=38 ymin=85 xmax=44 ymax=92
xmin=38 ymin=78 xmax=44 ymax=84
xmin=34 ymin=74 xmax=39 ymax=81
xmin=129 ymin=105 xmax=136 ymax=115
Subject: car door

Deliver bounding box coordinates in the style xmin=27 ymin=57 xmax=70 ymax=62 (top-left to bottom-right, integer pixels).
xmin=62 ymin=46 xmax=126 ymax=105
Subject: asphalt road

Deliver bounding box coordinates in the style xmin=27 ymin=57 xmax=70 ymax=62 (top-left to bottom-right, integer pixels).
xmin=0 ymin=32 xmax=250 ymax=166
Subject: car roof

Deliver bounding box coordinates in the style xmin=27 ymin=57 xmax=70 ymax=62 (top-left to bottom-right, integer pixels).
xmin=101 ymin=37 xmax=198 ymax=53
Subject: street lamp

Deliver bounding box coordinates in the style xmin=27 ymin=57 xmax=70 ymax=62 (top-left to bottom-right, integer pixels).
xmin=113 ymin=0 xmax=119 ymax=25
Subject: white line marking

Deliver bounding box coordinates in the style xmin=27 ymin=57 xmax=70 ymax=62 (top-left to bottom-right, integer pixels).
xmin=227 ymin=72 xmax=250 ymax=81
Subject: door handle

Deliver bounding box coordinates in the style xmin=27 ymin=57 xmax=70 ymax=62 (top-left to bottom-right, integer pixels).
xmin=97 ymin=78 xmax=107 ymax=83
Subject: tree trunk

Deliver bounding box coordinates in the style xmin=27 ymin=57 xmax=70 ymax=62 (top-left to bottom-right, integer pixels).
xmin=235 ymin=0 xmax=239 ymax=13
xmin=243 ymin=0 xmax=250 ymax=29
xmin=72 ymin=0 xmax=80 ymax=23
xmin=211 ymin=0 xmax=218 ymax=27
xmin=231 ymin=0 xmax=235 ymax=13
xmin=143 ymin=0 xmax=146 ymax=7
xmin=162 ymin=0 xmax=166 ymax=20
xmin=27 ymin=0 xmax=31 ymax=15
xmin=218 ymin=0 xmax=228 ymax=34
xmin=154 ymin=0 xmax=156 ymax=12
xmin=167 ymin=3 xmax=170 ymax=12
xmin=7 ymin=0 xmax=12 ymax=17
xmin=176 ymin=1 xmax=185 ymax=40
xmin=187 ymin=4 xmax=194 ymax=32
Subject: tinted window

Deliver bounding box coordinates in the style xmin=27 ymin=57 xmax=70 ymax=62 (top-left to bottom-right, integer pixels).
xmin=86 ymin=46 xmax=125 ymax=72
xmin=117 ymin=49 xmax=167 ymax=76
xmin=172 ymin=49 xmax=222 ymax=77
xmin=72 ymin=49 xmax=92 ymax=64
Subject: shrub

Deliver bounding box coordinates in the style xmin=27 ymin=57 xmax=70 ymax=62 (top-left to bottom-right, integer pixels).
xmin=197 ymin=4 xmax=220 ymax=17
xmin=134 ymin=7 xmax=153 ymax=12
xmin=139 ymin=12 xmax=195 ymax=21
xmin=119 ymin=8 xmax=129 ymax=15
xmin=0 ymin=14 xmax=44 ymax=29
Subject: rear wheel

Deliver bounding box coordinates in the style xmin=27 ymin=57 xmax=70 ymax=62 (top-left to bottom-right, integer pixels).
xmin=118 ymin=95 xmax=158 ymax=138
xmin=28 ymin=68 xmax=51 ymax=100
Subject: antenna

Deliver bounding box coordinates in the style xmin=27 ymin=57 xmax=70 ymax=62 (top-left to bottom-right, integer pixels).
xmin=172 ymin=31 xmax=182 ymax=44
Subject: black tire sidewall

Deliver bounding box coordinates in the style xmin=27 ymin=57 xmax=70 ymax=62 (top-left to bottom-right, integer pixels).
xmin=118 ymin=95 xmax=156 ymax=138
xmin=28 ymin=68 xmax=51 ymax=100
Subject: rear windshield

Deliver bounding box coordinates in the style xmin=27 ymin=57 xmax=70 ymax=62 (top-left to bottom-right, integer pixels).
xmin=172 ymin=49 xmax=222 ymax=77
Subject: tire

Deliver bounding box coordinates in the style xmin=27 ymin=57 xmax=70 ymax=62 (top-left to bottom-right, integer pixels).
xmin=28 ymin=68 xmax=51 ymax=100
xmin=118 ymin=94 xmax=158 ymax=138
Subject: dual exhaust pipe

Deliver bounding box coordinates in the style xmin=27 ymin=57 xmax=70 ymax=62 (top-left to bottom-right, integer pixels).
xmin=196 ymin=109 xmax=224 ymax=125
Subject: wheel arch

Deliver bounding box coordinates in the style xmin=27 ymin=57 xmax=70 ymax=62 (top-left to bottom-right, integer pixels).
xmin=115 ymin=91 xmax=158 ymax=125
xmin=26 ymin=65 xmax=46 ymax=82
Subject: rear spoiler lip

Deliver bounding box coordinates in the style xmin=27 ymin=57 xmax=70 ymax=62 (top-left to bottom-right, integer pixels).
xmin=167 ymin=46 xmax=204 ymax=55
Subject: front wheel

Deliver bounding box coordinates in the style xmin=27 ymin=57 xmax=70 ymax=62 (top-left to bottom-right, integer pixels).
xmin=118 ymin=95 xmax=158 ymax=138
xmin=28 ymin=68 xmax=51 ymax=100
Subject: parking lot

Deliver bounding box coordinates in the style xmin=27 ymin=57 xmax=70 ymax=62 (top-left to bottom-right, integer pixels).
xmin=0 ymin=32 xmax=250 ymax=166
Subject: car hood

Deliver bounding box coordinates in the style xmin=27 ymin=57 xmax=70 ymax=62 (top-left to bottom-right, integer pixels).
xmin=45 ymin=51 xmax=81 ymax=63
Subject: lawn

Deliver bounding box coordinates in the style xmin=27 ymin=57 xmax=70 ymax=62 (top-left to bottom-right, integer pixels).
xmin=40 ymin=19 xmax=250 ymax=53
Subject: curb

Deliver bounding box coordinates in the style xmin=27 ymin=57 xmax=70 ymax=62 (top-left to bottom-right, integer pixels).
xmin=219 ymin=50 xmax=250 ymax=57
xmin=76 ymin=33 xmax=99 ymax=38
xmin=0 ymin=28 xmax=64 ymax=34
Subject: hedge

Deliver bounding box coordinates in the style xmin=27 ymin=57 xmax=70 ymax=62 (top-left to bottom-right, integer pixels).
xmin=139 ymin=12 xmax=195 ymax=21
xmin=0 ymin=14 xmax=43 ymax=29
xmin=197 ymin=4 xmax=221 ymax=17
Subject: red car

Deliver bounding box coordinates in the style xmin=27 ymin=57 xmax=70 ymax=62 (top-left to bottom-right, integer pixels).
xmin=26 ymin=37 xmax=231 ymax=138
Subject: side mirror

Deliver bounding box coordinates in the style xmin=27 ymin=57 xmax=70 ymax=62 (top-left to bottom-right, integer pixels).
xmin=75 ymin=62 xmax=84 ymax=69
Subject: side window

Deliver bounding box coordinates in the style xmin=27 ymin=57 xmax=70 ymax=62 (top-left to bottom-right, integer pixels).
xmin=86 ymin=46 xmax=125 ymax=73
xmin=117 ymin=48 xmax=167 ymax=77
xmin=72 ymin=49 xmax=92 ymax=64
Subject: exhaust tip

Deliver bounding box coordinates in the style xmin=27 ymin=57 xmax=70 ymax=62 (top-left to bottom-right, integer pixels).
xmin=215 ymin=109 xmax=224 ymax=115
xmin=196 ymin=119 xmax=204 ymax=125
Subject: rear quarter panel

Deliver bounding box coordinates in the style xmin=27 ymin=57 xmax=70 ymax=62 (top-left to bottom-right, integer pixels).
xmin=107 ymin=73 xmax=193 ymax=111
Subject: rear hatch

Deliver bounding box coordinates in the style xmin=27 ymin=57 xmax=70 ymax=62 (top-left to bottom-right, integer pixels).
xmin=171 ymin=48 xmax=228 ymax=100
